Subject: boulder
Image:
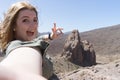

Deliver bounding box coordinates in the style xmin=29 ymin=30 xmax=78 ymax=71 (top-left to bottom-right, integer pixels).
xmin=81 ymin=40 xmax=96 ymax=66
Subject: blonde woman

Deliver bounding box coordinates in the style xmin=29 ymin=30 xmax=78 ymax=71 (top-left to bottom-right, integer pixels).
xmin=0 ymin=1 xmax=63 ymax=80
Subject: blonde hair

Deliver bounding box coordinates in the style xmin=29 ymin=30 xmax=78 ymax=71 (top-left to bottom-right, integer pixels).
xmin=0 ymin=1 xmax=38 ymax=50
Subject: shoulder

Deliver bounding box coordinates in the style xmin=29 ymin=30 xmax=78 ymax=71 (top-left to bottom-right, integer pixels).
xmin=5 ymin=37 xmax=49 ymax=56
xmin=5 ymin=40 xmax=23 ymax=55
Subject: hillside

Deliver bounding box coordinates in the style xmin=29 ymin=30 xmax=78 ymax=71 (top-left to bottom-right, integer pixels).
xmin=80 ymin=24 xmax=120 ymax=63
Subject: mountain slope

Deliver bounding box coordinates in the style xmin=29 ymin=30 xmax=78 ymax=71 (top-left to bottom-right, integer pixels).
xmin=80 ymin=24 xmax=120 ymax=63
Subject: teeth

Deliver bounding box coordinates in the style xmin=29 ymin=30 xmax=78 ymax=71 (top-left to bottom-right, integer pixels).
xmin=27 ymin=31 xmax=34 ymax=36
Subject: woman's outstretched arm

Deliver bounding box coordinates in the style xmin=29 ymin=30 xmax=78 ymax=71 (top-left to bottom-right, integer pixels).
xmin=0 ymin=66 xmax=47 ymax=80
xmin=0 ymin=47 xmax=47 ymax=80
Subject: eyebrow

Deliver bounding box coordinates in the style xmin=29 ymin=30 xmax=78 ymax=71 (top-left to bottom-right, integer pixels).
xmin=20 ymin=16 xmax=37 ymax=19
xmin=21 ymin=16 xmax=29 ymax=19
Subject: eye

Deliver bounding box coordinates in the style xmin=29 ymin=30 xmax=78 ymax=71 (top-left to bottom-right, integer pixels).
xmin=33 ymin=18 xmax=38 ymax=22
xmin=22 ymin=19 xmax=29 ymax=22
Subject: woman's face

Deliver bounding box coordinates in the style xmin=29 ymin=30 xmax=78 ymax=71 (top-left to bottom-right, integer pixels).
xmin=14 ymin=9 xmax=38 ymax=41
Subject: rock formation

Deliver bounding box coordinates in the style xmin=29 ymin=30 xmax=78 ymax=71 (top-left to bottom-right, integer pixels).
xmin=61 ymin=30 xmax=96 ymax=66
xmin=61 ymin=30 xmax=83 ymax=65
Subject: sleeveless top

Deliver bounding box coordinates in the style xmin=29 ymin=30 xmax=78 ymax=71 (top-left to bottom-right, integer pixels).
xmin=4 ymin=36 xmax=53 ymax=79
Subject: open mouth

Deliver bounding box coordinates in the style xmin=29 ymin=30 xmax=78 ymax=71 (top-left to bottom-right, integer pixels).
xmin=26 ymin=31 xmax=34 ymax=36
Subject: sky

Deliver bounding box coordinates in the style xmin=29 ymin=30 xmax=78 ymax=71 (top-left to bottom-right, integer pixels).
xmin=0 ymin=0 xmax=120 ymax=33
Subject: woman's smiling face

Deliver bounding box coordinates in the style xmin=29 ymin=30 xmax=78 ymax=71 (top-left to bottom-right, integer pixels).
xmin=14 ymin=9 xmax=38 ymax=41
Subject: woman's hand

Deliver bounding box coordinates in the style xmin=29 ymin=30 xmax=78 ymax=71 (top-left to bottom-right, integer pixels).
xmin=51 ymin=23 xmax=63 ymax=39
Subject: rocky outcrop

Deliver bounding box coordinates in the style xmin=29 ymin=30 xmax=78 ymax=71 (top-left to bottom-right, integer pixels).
xmin=61 ymin=30 xmax=83 ymax=65
xmin=61 ymin=30 xmax=96 ymax=66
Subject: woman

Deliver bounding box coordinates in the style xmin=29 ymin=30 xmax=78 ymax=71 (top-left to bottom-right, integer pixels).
xmin=0 ymin=1 xmax=63 ymax=80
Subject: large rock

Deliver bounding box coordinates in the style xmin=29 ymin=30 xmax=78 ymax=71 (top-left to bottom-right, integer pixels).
xmin=61 ymin=30 xmax=96 ymax=66
xmin=61 ymin=30 xmax=83 ymax=65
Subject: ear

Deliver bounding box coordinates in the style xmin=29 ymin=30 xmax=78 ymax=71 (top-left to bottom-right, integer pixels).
xmin=13 ymin=28 xmax=16 ymax=31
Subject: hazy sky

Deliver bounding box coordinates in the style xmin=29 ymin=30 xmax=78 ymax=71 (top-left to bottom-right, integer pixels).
xmin=0 ymin=0 xmax=120 ymax=33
